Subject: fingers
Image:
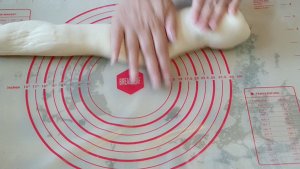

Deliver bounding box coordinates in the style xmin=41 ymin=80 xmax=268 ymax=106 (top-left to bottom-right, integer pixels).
xmin=165 ymin=5 xmax=177 ymax=43
xmin=209 ymin=1 xmax=227 ymax=30
xmin=229 ymin=0 xmax=240 ymax=14
xmin=138 ymin=30 xmax=162 ymax=89
xmin=151 ymin=21 xmax=172 ymax=87
xmin=198 ymin=0 xmax=214 ymax=31
xmin=192 ymin=0 xmax=240 ymax=31
xmin=191 ymin=0 xmax=205 ymax=24
xmin=125 ymin=30 xmax=140 ymax=83
xmin=110 ymin=0 xmax=178 ymax=89
xmin=110 ymin=20 xmax=124 ymax=65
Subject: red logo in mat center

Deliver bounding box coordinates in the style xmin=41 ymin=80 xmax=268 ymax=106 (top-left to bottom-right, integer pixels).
xmin=117 ymin=69 xmax=144 ymax=95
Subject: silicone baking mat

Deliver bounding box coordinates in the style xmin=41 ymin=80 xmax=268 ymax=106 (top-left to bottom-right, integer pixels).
xmin=0 ymin=0 xmax=300 ymax=168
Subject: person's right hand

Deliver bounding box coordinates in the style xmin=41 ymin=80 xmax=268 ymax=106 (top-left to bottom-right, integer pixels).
xmin=110 ymin=0 xmax=177 ymax=89
xmin=191 ymin=0 xmax=240 ymax=31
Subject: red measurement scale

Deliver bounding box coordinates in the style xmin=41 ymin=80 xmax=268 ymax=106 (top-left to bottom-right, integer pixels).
xmin=0 ymin=9 xmax=31 ymax=24
xmin=245 ymin=86 xmax=300 ymax=165
xmin=253 ymin=0 xmax=274 ymax=9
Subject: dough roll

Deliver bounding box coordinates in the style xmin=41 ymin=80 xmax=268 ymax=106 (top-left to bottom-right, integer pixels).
xmin=0 ymin=8 xmax=250 ymax=62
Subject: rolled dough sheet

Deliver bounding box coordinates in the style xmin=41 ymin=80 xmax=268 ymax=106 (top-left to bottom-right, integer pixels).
xmin=0 ymin=8 xmax=251 ymax=63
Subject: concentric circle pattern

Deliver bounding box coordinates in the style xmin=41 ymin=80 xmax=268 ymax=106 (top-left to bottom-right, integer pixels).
xmin=25 ymin=5 xmax=233 ymax=169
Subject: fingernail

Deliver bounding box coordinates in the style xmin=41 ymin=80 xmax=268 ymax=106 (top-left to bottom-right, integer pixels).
xmin=165 ymin=78 xmax=171 ymax=87
xmin=168 ymin=30 xmax=176 ymax=43
xmin=198 ymin=22 xmax=208 ymax=32
xmin=171 ymin=31 xmax=176 ymax=42
xmin=192 ymin=14 xmax=199 ymax=25
xmin=210 ymin=22 xmax=217 ymax=31
xmin=194 ymin=19 xmax=199 ymax=26
xmin=111 ymin=53 xmax=116 ymax=65
xmin=153 ymin=83 xmax=161 ymax=90
xmin=201 ymin=26 xmax=209 ymax=32
xmin=193 ymin=18 xmax=198 ymax=25
xmin=152 ymin=79 xmax=161 ymax=90
xmin=110 ymin=59 xmax=115 ymax=65
xmin=130 ymin=71 xmax=137 ymax=84
xmin=229 ymin=8 xmax=235 ymax=15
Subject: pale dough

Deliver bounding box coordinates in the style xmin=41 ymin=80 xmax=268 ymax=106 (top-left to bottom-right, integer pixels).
xmin=0 ymin=8 xmax=250 ymax=63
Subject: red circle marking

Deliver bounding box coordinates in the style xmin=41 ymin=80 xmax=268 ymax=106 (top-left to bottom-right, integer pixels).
xmin=26 ymin=49 xmax=232 ymax=166
xmin=67 ymin=56 xmax=182 ymax=136
xmin=90 ymin=16 xmax=112 ymax=24
xmin=42 ymin=56 xmax=203 ymax=162
xmin=219 ymin=50 xmax=231 ymax=74
xmin=185 ymin=53 xmax=198 ymax=75
xmin=25 ymin=57 xmax=80 ymax=169
xmin=173 ymin=80 xmax=232 ymax=169
xmin=210 ymin=49 xmax=222 ymax=74
xmin=66 ymin=4 xmax=116 ymax=23
xmin=42 ymin=57 xmax=111 ymax=168
xmin=62 ymin=56 xmax=181 ymax=135
xmin=145 ymin=50 xmax=232 ymax=168
xmin=75 ymin=57 xmax=183 ymax=128
xmin=50 ymin=57 xmax=132 ymax=154
xmin=63 ymin=56 xmax=198 ymax=146
xmin=86 ymin=58 xmax=173 ymax=120
xmin=201 ymin=49 xmax=214 ymax=74
xmin=37 ymin=51 xmax=216 ymax=164
xmin=194 ymin=51 xmax=205 ymax=75
xmin=69 ymin=56 xmax=203 ymax=154
xmin=77 ymin=10 xmax=114 ymax=24
xmin=148 ymin=80 xmax=229 ymax=169
xmin=25 ymin=3 xmax=233 ymax=167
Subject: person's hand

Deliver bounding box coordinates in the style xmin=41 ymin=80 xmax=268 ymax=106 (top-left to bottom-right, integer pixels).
xmin=111 ymin=0 xmax=177 ymax=89
xmin=191 ymin=0 xmax=240 ymax=31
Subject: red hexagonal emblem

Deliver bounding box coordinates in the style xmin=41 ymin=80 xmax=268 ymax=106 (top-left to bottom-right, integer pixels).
xmin=117 ymin=69 xmax=144 ymax=95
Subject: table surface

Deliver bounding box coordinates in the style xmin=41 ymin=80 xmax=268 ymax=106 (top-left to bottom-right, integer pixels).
xmin=0 ymin=0 xmax=300 ymax=168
